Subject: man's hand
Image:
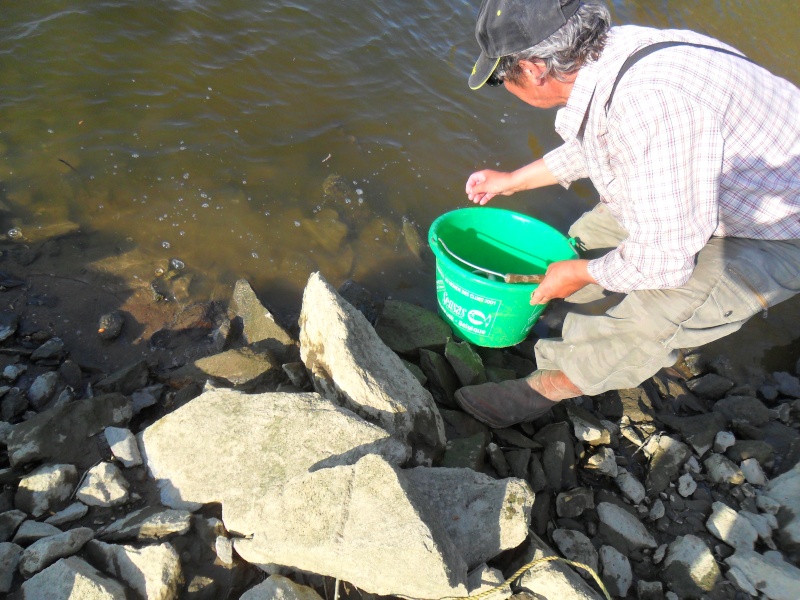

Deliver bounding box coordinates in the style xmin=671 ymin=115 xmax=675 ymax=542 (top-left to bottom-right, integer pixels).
xmin=465 ymin=170 xmax=515 ymax=205
xmin=530 ymin=259 xmax=598 ymax=305
xmin=466 ymin=158 xmax=560 ymax=205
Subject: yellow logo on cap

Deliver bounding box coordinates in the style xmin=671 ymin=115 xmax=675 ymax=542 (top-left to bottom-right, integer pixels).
xmin=497 ymin=10 xmax=502 ymax=16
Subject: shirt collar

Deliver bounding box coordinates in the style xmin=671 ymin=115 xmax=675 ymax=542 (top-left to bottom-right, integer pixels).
xmin=554 ymin=57 xmax=601 ymax=141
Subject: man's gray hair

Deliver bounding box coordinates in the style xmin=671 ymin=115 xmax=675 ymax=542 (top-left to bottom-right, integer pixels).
xmin=496 ymin=1 xmax=611 ymax=84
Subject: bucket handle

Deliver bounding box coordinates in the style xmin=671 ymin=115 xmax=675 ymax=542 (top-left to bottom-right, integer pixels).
xmin=435 ymin=238 xmax=545 ymax=284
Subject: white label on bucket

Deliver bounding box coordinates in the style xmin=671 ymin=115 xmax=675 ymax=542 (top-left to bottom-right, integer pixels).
xmin=436 ymin=266 xmax=502 ymax=338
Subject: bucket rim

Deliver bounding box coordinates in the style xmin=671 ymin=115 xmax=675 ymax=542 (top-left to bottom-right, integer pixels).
xmin=428 ymin=207 xmax=578 ymax=289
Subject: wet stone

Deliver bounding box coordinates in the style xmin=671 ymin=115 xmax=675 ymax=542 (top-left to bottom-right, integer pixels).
xmin=30 ymin=337 xmax=65 ymax=361
xmin=599 ymin=545 xmax=632 ymax=597
xmin=551 ymin=529 xmax=598 ymax=581
xmin=704 ymin=454 xmax=745 ymax=485
xmin=493 ymin=428 xmax=541 ymax=450
xmin=27 ymin=371 xmax=59 ymax=410
xmin=726 ymin=440 xmax=775 ymax=466
xmin=505 ymin=448 xmax=531 ymax=481
xmin=401 ymin=359 xmax=427 ymax=386
xmin=97 ymin=311 xmax=124 ymax=341
xmin=419 ymin=349 xmax=459 ymax=409
xmin=444 ymin=339 xmax=487 ymax=387
xmin=662 ymin=534 xmax=720 ymax=598
xmin=615 ymin=469 xmax=646 ymax=504
xmin=337 ymin=279 xmax=380 ymax=325
xmin=542 ymin=441 xmax=566 ymax=491
xmin=713 ymin=430 xmax=736 ymax=453
xmin=2 ymin=364 xmax=26 ymax=382
xmin=441 ymin=433 xmax=488 ymax=470
xmin=686 ymin=373 xmax=734 ymax=399
xmin=374 ymin=299 xmax=451 ymax=357
xmin=486 ymin=442 xmax=510 ymax=478
xmin=773 ymin=371 xmax=800 ymax=398
xmin=533 ymin=422 xmax=577 ymax=489
xmin=556 ymin=487 xmax=595 ymax=518
xmin=564 ymin=402 xmax=610 ymax=446
xmin=658 ymin=412 xmax=727 ymax=456
xmin=0 ymin=313 xmax=19 ymax=343
xmin=95 ymin=360 xmax=150 ymax=396
xmin=438 ymin=408 xmax=489 ymax=441
xmin=646 ymin=435 xmax=691 ymax=494
xmin=528 ymin=454 xmax=548 ymax=493
xmin=706 ymin=502 xmax=758 ymax=551
xmin=585 ymin=446 xmax=618 ymax=478
xmin=712 ymin=396 xmax=771 ymax=428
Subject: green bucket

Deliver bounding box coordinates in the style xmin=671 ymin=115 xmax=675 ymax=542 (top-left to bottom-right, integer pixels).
xmin=428 ymin=207 xmax=579 ymax=348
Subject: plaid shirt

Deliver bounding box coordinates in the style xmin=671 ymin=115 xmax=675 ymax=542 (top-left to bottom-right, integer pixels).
xmin=544 ymin=25 xmax=800 ymax=293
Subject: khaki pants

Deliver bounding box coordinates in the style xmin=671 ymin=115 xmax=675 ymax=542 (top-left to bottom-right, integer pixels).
xmin=534 ymin=204 xmax=800 ymax=395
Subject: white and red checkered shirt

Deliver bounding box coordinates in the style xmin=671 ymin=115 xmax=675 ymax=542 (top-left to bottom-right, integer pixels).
xmin=543 ymin=25 xmax=800 ymax=293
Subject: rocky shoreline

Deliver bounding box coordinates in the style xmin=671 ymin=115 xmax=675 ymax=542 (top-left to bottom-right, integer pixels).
xmin=0 ymin=267 xmax=799 ymax=599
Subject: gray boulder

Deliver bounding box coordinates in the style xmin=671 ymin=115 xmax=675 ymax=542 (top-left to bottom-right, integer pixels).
xmin=229 ymin=279 xmax=298 ymax=362
xmin=19 ymin=527 xmax=94 ymax=578
xmin=403 ymin=466 xmax=533 ymax=569
xmin=240 ymin=574 xmax=324 ymax=600
xmin=646 ymin=435 xmax=691 ymax=494
xmin=6 ymin=393 xmax=131 ymax=467
xmin=97 ymin=507 xmax=191 ymax=542
xmin=231 ymin=454 xmax=468 ymax=599
xmin=706 ymin=501 xmax=758 ymax=551
xmin=763 ymin=462 xmax=800 ymax=551
xmin=299 ymin=272 xmax=445 ymax=466
xmin=139 ymin=388 xmax=409 ymax=510
xmin=85 ymin=539 xmax=183 ymax=600
xmin=171 ymin=346 xmax=282 ymax=390
xmin=511 ymin=532 xmax=605 ymax=599
xmin=662 ymin=534 xmax=720 ymax=598
xmin=726 ymin=549 xmax=800 ymax=600
xmin=20 ymin=556 xmax=127 ymax=599
xmin=15 ymin=464 xmax=78 ymax=517
xmin=0 ymin=542 xmax=22 ymax=593
xmin=75 ymin=462 xmax=129 ymax=507
xmin=597 ymin=502 xmax=657 ymax=551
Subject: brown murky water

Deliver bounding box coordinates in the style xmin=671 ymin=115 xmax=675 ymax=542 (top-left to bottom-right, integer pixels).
xmin=1 ymin=1 xmax=798 ymax=366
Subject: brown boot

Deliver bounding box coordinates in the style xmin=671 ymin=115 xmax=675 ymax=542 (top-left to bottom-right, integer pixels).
xmin=454 ymin=370 xmax=580 ymax=428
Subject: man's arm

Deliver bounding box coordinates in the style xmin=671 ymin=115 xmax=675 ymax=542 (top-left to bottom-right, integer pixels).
xmin=466 ymin=158 xmax=560 ymax=205
xmin=529 ymin=259 xmax=598 ymax=304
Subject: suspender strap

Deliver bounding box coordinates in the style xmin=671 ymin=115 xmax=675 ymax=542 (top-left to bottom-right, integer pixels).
xmin=604 ymin=41 xmax=757 ymax=113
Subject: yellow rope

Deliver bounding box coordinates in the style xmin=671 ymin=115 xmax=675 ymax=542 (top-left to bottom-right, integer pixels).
xmin=441 ymin=555 xmax=613 ymax=600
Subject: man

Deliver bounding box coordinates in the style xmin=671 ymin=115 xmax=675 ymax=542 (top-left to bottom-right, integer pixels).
xmin=454 ymin=0 xmax=800 ymax=428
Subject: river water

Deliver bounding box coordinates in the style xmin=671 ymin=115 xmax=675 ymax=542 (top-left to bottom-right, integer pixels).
xmin=1 ymin=0 xmax=798 ymax=318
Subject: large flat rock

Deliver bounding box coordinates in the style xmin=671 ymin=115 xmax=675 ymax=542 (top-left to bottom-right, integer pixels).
xmin=139 ymin=388 xmax=409 ymax=510
xmin=231 ymin=454 xmax=468 ymax=599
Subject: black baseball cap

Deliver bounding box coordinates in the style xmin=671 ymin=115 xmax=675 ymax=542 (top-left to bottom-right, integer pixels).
xmin=468 ymin=0 xmax=581 ymax=89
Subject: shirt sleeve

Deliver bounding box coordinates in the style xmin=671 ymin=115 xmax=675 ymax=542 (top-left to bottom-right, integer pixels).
xmin=587 ymin=88 xmax=724 ymax=293
xmin=543 ymin=139 xmax=590 ymax=188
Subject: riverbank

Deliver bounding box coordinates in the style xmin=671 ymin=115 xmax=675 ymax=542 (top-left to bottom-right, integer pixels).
xmin=1 ymin=230 xmax=800 ymax=599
